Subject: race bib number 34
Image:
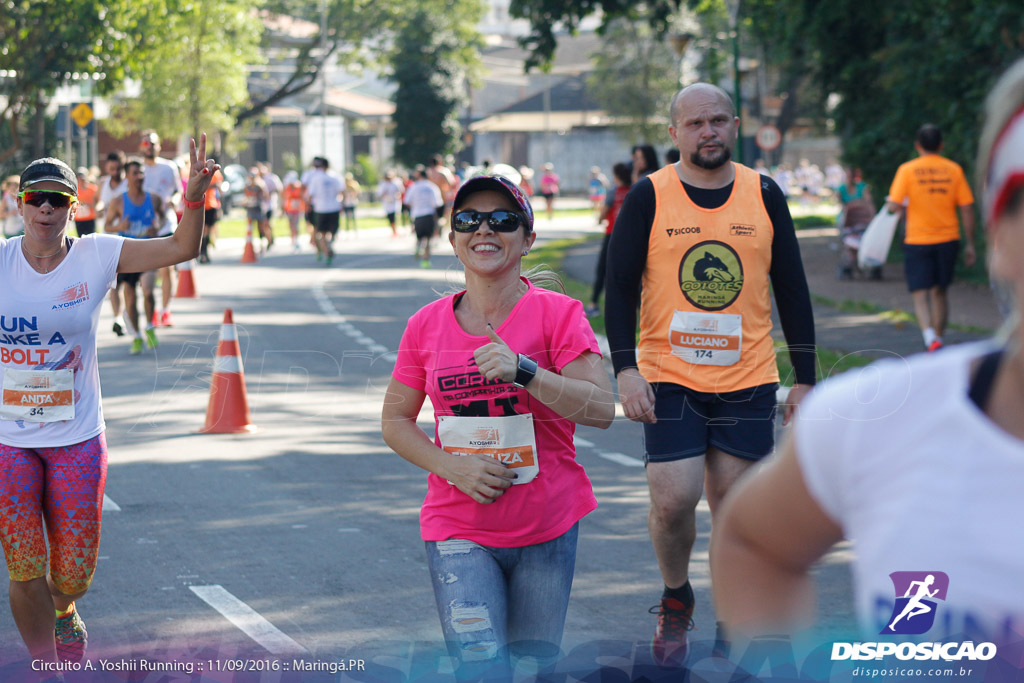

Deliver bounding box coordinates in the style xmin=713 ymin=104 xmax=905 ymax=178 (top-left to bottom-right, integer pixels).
xmin=437 ymin=414 xmax=539 ymax=485
xmin=669 ymin=310 xmax=742 ymax=366
xmin=1 ymin=368 xmax=75 ymax=422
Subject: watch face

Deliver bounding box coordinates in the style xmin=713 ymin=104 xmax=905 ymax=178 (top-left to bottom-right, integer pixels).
xmin=514 ymin=354 xmax=538 ymax=387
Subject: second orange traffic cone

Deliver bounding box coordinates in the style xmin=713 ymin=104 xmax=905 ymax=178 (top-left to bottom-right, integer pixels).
xmin=241 ymin=235 xmax=258 ymax=263
xmin=201 ymin=309 xmax=257 ymax=434
xmin=175 ymin=259 xmax=198 ymax=298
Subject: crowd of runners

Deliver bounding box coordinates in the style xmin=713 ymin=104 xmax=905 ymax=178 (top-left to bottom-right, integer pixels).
xmin=1 ymin=52 xmax=1023 ymax=682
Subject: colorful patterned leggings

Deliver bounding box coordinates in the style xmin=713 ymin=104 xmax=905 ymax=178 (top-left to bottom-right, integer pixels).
xmin=0 ymin=433 xmax=107 ymax=594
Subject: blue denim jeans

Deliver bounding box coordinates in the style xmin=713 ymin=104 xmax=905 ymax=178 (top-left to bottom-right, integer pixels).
xmin=424 ymin=523 xmax=579 ymax=674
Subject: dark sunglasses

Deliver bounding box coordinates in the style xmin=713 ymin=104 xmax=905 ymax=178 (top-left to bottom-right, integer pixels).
xmin=451 ymin=210 xmax=524 ymax=233
xmin=18 ymin=189 xmax=77 ymax=208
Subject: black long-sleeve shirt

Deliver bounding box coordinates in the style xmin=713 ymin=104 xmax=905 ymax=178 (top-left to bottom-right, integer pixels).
xmin=604 ymin=173 xmax=817 ymax=385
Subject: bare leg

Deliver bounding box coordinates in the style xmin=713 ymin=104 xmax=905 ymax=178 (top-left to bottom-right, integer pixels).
xmin=911 ymin=289 xmax=932 ymax=332
xmin=704 ymin=447 xmax=758 ymax=519
xmin=929 ymin=286 xmax=949 ymax=338
xmin=9 ymin=577 xmax=58 ymax=663
xmin=647 ymin=457 xmax=705 ymax=588
xmin=123 ymin=283 xmax=140 ymax=336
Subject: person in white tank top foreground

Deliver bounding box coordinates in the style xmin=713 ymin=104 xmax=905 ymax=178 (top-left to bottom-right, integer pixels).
xmin=712 ymin=59 xmax=1024 ymax=652
xmin=0 ymin=136 xmax=217 ymax=681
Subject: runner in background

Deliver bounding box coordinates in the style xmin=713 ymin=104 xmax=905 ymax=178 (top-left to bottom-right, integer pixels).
xmin=382 ymin=175 xmax=613 ymax=677
xmin=97 ymin=152 xmax=128 ymax=336
xmin=281 ymin=171 xmax=306 ymax=251
xmin=1 ymin=175 xmax=23 ymax=238
xmin=72 ymin=169 xmax=97 ymax=237
xmin=200 ymin=167 xmax=223 ymax=263
xmin=588 ymin=166 xmax=609 ymax=216
xmin=887 ymin=124 xmax=976 ymax=352
xmin=342 ymin=172 xmax=361 ymax=236
xmin=104 ymin=159 xmax=166 ymax=355
xmin=538 ymin=163 xmax=560 ymax=221
xmin=259 ymin=162 xmax=281 ymax=251
xmin=138 ymin=131 xmax=181 ymax=328
xmin=376 ymin=169 xmax=403 ymax=239
xmin=586 ymin=162 xmax=632 ymax=318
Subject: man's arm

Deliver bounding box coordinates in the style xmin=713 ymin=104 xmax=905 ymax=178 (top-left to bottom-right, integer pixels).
xmin=605 ymin=179 xmax=657 ymax=423
xmin=959 ymin=203 xmax=977 ymax=267
xmin=762 ymin=176 xmax=816 ymax=423
xmin=104 ymin=195 xmax=124 ymax=233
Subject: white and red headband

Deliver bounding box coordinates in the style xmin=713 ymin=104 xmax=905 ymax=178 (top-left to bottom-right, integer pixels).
xmin=986 ymin=104 xmax=1024 ymax=224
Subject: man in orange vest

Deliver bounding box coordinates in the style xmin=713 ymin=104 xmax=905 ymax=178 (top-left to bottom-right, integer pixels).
xmin=886 ymin=124 xmax=976 ymax=352
xmin=74 ymin=167 xmax=98 ymax=236
xmin=604 ymin=83 xmax=817 ymax=667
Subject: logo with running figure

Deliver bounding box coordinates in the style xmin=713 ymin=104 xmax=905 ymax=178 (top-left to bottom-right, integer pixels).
xmin=678 ymin=240 xmax=744 ymax=311
xmin=883 ymin=571 xmax=950 ymax=635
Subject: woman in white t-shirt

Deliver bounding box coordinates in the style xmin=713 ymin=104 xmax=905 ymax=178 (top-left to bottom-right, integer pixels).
xmin=0 ymin=137 xmax=218 ymax=674
xmin=711 ymin=59 xmax=1024 ymax=648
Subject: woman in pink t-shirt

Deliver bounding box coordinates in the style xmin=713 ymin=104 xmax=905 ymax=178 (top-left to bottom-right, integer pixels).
xmin=382 ymin=175 xmax=614 ymax=674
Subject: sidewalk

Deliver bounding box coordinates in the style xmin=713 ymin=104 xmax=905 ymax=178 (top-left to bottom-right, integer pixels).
xmin=562 ymin=227 xmax=1003 ymax=362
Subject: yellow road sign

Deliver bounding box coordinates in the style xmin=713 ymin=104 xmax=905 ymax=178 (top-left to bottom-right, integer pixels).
xmin=71 ymin=102 xmax=93 ymax=129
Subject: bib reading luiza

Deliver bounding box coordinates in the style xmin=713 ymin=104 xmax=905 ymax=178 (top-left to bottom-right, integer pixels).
xmin=437 ymin=414 xmax=539 ymax=485
xmin=1 ymin=368 xmax=75 ymax=422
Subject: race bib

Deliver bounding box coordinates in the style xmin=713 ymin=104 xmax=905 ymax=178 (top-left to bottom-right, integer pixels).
xmin=437 ymin=414 xmax=539 ymax=485
xmin=1 ymin=368 xmax=75 ymax=422
xmin=669 ymin=311 xmax=742 ymax=366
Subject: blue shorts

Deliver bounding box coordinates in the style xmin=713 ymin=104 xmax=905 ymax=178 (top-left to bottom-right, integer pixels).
xmin=903 ymin=240 xmax=960 ymax=291
xmin=643 ymin=382 xmax=779 ymax=463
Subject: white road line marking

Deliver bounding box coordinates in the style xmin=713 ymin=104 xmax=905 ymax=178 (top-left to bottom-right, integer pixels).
xmin=102 ymin=494 xmax=121 ymax=512
xmin=313 ymin=277 xmax=391 ymax=355
xmin=574 ymin=436 xmax=594 ymax=448
xmin=596 ymin=451 xmax=644 ymax=467
xmin=190 ymin=585 xmax=307 ymax=655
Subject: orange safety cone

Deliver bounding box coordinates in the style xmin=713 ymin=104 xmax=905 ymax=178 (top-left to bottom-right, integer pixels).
xmin=175 ymin=258 xmax=198 ymax=298
xmin=200 ymin=309 xmax=257 ymax=434
xmin=241 ymin=235 xmax=259 ymax=263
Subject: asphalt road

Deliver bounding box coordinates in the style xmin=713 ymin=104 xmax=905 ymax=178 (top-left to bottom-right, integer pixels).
xmin=0 ymin=220 xmax=856 ymax=682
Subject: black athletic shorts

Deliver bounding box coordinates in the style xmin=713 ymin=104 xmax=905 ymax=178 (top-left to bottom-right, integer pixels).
xmin=903 ymin=239 xmax=960 ymax=291
xmin=75 ymin=220 xmax=95 ymax=236
xmin=643 ymin=382 xmax=779 ymax=463
xmin=414 ymin=214 xmax=437 ymax=239
xmin=315 ymin=211 xmax=340 ymax=235
xmin=204 ymin=208 xmax=220 ymax=226
xmin=116 ymin=271 xmax=142 ymax=287
xmin=305 ymin=210 xmax=316 ymax=226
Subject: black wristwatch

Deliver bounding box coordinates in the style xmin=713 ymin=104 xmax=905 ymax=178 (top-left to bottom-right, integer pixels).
xmin=513 ymin=354 xmax=539 ymax=388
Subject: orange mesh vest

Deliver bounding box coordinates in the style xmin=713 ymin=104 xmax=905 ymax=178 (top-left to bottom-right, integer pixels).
xmin=638 ymin=163 xmax=778 ymax=392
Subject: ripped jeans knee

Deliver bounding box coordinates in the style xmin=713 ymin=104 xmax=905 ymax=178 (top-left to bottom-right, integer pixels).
xmin=424 ymin=525 xmax=578 ymax=669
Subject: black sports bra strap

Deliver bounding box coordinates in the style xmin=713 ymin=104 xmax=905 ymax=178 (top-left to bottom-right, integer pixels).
xmin=968 ymin=350 xmax=1004 ymax=411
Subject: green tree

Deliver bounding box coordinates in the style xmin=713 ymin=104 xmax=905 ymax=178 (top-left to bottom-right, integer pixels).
xmin=587 ymin=16 xmax=679 ymax=145
xmin=389 ymin=1 xmax=482 ymax=167
xmin=235 ymin=0 xmax=411 ymax=128
xmin=511 ymin=0 xmax=683 ymax=69
xmin=741 ymin=1 xmax=1024 ymax=204
xmin=0 ymin=1 xmax=170 ymax=165
xmin=104 ymin=0 xmax=263 ymax=148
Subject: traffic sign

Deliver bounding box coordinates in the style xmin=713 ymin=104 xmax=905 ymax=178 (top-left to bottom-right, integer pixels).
xmin=71 ymin=102 xmax=94 ymax=129
xmin=755 ymin=124 xmax=782 ymax=152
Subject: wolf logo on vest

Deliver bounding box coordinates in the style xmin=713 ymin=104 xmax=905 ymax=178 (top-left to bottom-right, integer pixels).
xmin=678 ymin=240 xmax=744 ymax=311
xmin=694 ymin=252 xmax=735 ymax=282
